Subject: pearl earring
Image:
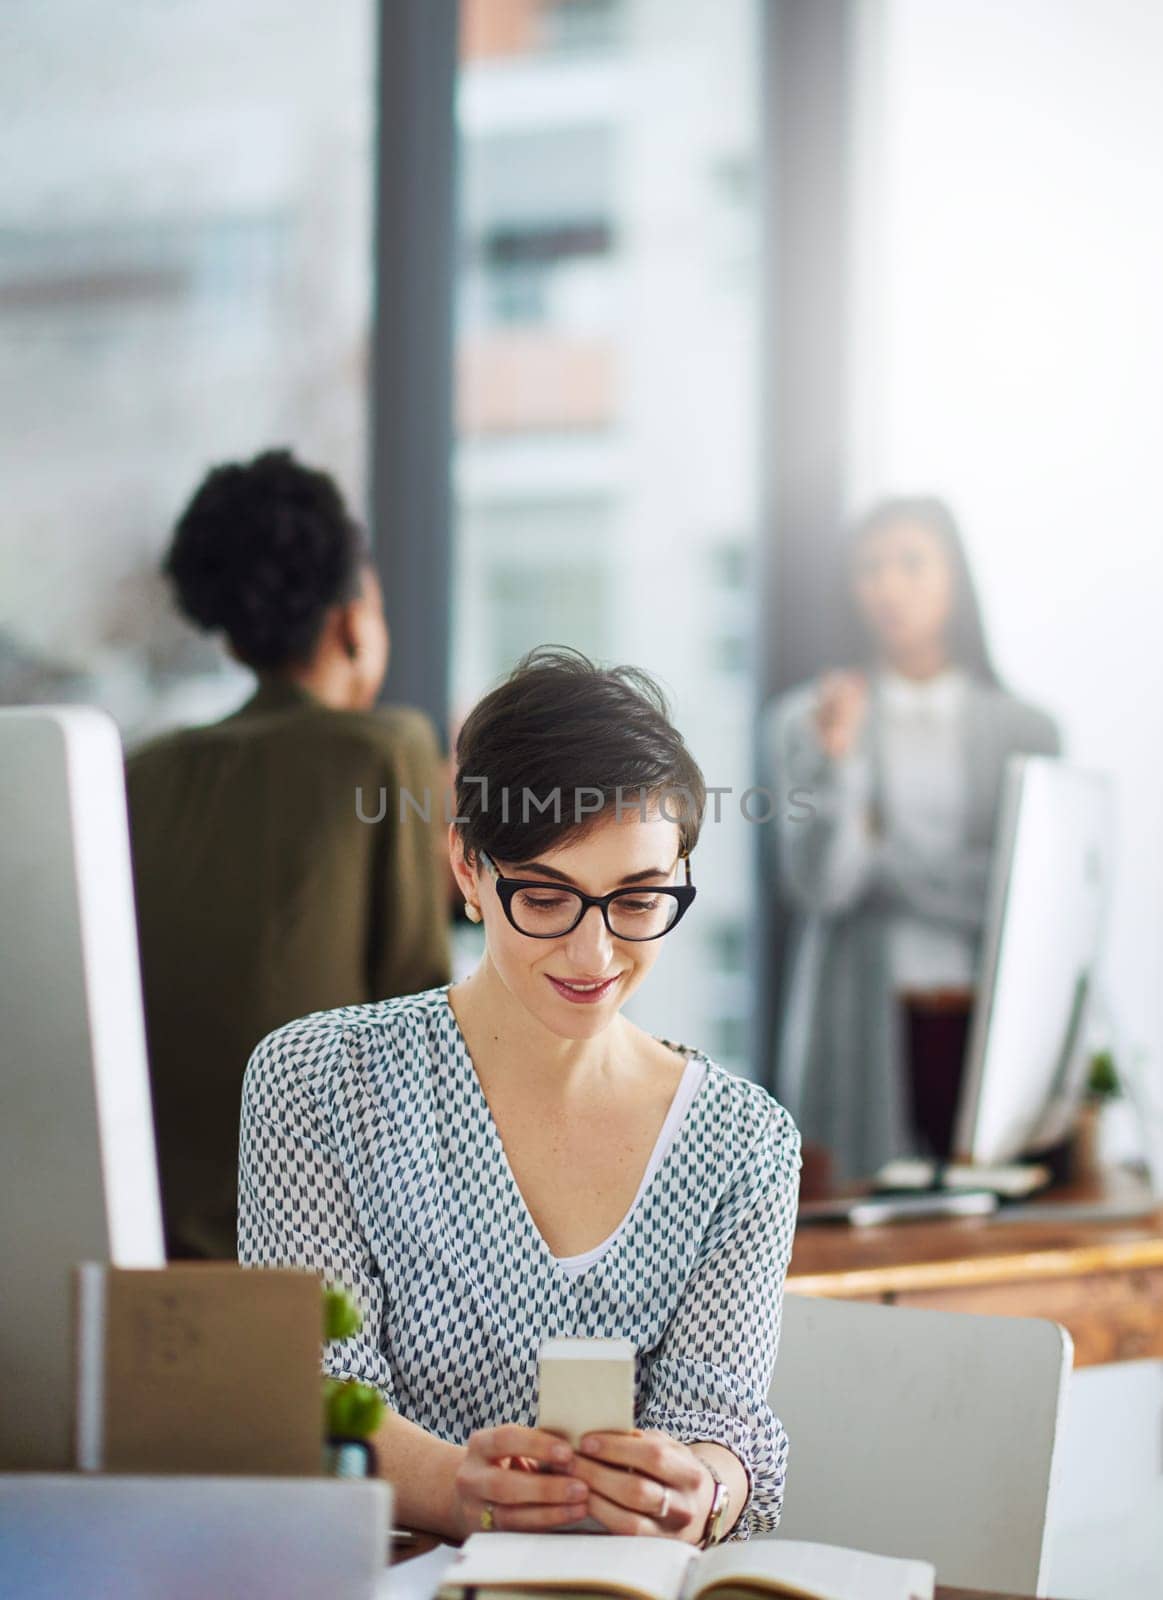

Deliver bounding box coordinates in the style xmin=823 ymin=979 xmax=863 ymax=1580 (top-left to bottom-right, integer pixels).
xmin=465 ymin=902 xmax=482 ymax=923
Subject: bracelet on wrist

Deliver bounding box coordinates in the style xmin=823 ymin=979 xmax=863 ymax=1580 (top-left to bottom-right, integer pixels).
xmin=696 ymin=1457 xmax=732 ymax=1548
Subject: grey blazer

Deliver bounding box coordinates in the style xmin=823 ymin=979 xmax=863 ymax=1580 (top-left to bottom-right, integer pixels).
xmin=760 ymin=676 xmax=1061 ymax=1180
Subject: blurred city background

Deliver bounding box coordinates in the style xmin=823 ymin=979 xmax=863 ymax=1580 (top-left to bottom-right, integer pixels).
xmin=4 ymin=0 xmax=1160 ymax=1100
xmin=4 ymin=4 xmax=1163 ymax=1592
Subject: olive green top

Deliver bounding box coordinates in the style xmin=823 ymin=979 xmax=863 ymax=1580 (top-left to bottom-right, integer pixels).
xmin=126 ymin=675 xmax=451 ymax=1259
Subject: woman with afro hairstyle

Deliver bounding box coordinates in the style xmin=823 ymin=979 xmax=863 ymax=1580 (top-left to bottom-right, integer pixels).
xmin=127 ymin=449 xmax=450 ymax=1260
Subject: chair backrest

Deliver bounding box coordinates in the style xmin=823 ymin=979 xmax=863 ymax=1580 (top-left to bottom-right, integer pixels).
xmin=766 ymin=1294 xmax=1072 ymax=1595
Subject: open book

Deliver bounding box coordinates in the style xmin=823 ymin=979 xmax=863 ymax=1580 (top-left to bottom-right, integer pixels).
xmin=436 ymin=1533 xmax=935 ymax=1600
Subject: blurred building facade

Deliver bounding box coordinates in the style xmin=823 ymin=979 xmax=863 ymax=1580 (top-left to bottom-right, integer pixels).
xmin=2 ymin=0 xmax=764 ymax=1072
xmin=452 ymin=0 xmax=763 ymax=1072
xmin=0 ymin=0 xmax=375 ymax=739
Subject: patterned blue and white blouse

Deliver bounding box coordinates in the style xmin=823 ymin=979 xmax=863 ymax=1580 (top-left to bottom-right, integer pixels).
xmin=237 ymin=986 xmax=802 ymax=1538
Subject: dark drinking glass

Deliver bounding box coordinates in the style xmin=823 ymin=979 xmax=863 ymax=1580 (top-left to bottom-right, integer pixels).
xmin=899 ymin=988 xmax=976 ymax=1163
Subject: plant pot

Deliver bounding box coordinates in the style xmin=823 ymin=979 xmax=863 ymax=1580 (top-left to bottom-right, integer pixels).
xmin=1071 ymin=1099 xmax=1103 ymax=1182
xmin=323 ymin=1437 xmax=377 ymax=1479
xmin=1072 ymin=1095 xmax=1144 ymax=1182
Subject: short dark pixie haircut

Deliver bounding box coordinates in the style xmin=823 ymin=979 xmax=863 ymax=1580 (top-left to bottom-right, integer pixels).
xmin=165 ymin=448 xmax=368 ymax=670
xmin=454 ymin=646 xmax=706 ymax=868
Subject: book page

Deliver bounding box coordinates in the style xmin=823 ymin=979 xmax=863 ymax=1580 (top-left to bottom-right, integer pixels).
xmin=437 ymin=1533 xmax=698 ymax=1600
xmin=693 ymin=1540 xmax=935 ymax=1600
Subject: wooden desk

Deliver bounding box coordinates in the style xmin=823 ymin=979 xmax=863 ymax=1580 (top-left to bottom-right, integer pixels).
xmin=788 ymin=1179 xmax=1163 ymax=1365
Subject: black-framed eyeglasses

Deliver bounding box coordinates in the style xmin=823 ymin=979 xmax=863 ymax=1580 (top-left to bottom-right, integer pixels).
xmin=479 ymin=850 xmax=696 ymax=941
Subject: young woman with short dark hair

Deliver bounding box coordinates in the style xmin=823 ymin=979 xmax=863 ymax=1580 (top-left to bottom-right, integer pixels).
xmin=240 ymin=647 xmax=801 ymax=1545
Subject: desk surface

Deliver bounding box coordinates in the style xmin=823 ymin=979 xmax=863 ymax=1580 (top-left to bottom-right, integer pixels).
xmin=787 ymin=1174 xmax=1163 ymax=1365
xmin=789 ymin=1191 xmax=1163 ymax=1294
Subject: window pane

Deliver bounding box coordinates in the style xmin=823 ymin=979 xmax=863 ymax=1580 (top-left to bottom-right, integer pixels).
xmin=0 ymin=1 xmax=375 ymax=742
xmin=847 ymin=0 xmax=1163 ymax=1125
xmin=453 ymin=0 xmax=763 ymax=1072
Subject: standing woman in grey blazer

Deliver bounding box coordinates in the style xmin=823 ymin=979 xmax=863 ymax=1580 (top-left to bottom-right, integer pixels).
xmin=761 ymin=497 xmax=1060 ymax=1181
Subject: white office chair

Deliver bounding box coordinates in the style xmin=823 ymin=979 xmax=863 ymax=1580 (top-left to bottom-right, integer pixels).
xmin=766 ymin=1294 xmax=1073 ymax=1596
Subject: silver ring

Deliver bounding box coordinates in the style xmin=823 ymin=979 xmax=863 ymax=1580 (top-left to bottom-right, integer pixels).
xmin=657 ymin=1486 xmax=671 ymax=1521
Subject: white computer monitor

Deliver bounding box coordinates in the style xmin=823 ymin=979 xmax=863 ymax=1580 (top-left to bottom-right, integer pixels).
xmin=0 ymin=706 xmax=164 ymax=1470
xmin=953 ymin=755 xmax=1115 ymax=1168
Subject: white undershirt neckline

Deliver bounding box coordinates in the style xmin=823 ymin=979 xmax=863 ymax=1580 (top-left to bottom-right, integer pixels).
xmin=877 ymin=666 xmax=974 ymax=991
xmin=878 ymin=664 xmax=968 ymax=717
xmin=553 ymin=1052 xmax=709 ymax=1278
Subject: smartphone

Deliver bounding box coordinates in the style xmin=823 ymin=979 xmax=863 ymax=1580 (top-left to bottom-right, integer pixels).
xmin=536 ymin=1338 xmax=635 ymax=1534
xmin=536 ymin=1337 xmax=635 ymax=1450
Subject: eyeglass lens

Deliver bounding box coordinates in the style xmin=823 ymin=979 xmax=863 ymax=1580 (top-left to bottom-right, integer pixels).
xmin=509 ymin=886 xmax=680 ymax=940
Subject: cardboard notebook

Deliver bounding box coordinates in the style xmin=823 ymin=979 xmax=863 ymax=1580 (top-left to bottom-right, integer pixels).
xmin=437 ymin=1533 xmax=935 ymax=1600
xmin=73 ymin=1263 xmax=323 ymax=1475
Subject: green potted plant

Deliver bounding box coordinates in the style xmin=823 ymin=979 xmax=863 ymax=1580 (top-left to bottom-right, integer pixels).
xmin=1072 ymin=1050 xmax=1120 ymax=1181
xmin=321 ymin=1286 xmax=387 ymax=1478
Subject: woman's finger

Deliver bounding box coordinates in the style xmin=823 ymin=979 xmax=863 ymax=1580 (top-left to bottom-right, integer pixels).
xmin=474 ymin=1462 xmax=590 ymax=1509
xmin=578 ymin=1431 xmax=701 ymax=1489
xmin=583 ymin=1484 xmax=666 ymax=1539
xmin=570 ymin=1455 xmax=673 ymax=1517
xmin=468 ymin=1425 xmax=574 ymax=1468
xmin=483 ymin=1499 xmax=589 ymax=1533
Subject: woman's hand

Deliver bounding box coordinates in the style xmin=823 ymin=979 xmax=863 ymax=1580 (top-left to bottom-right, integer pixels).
xmin=814 ymin=671 xmax=869 ymax=760
xmin=570 ymin=1429 xmax=716 ymax=1541
xmin=452 ymin=1424 xmax=590 ymax=1539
